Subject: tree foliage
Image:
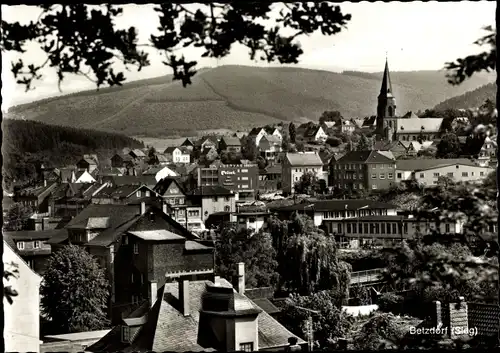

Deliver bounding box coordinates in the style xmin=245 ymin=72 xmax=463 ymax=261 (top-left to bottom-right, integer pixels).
xmin=40 ymin=245 xmax=110 ymax=334
xmin=4 ymin=262 xmax=19 ymax=305
xmin=281 ymin=290 xmax=355 ymax=350
xmin=356 ymin=134 xmax=371 ymax=151
xmin=241 ymin=135 xmax=259 ymax=161
xmin=436 ymin=132 xmax=460 ymax=158
xmin=1 ymin=3 xmax=351 ymax=90
xmin=281 ymin=214 xmax=351 ymax=296
xmin=294 ymin=171 xmax=322 ymax=195
xmin=289 ymin=122 xmax=297 ymax=144
xmin=445 ymin=26 xmax=496 ymax=85
xmin=214 ymin=225 xmax=279 ymax=288
xmin=319 ymin=110 xmax=342 ymax=126
xmin=4 ymin=202 xmax=35 ymax=231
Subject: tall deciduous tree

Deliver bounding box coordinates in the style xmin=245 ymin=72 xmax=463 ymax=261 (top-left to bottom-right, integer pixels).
xmin=356 ymin=134 xmax=371 ymax=151
xmin=294 ymin=171 xmax=319 ymax=195
xmin=215 ymin=226 xmax=279 ymax=288
xmin=1 ymin=4 xmax=351 ymax=90
xmin=41 ymin=245 xmax=110 ymax=334
xmin=436 ymin=132 xmax=461 ymax=158
xmin=289 ymin=122 xmax=297 ymax=144
xmin=281 ymin=214 xmax=351 ymax=296
xmin=4 ymin=203 xmax=34 ymax=231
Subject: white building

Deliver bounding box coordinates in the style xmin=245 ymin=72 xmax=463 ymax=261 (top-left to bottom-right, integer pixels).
xmin=4 ymin=240 xmax=42 ymax=352
xmin=74 ymin=170 xmax=97 ymax=184
xmin=164 ymin=147 xmax=191 ymax=164
xmin=282 ymin=152 xmax=324 ymax=194
xmin=143 ymin=165 xmax=179 ymax=182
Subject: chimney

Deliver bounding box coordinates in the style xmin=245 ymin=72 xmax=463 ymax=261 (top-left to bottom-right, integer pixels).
xmin=434 ymin=300 xmax=442 ymax=328
xmin=237 ymin=262 xmax=245 ymax=295
xmin=214 ymin=275 xmax=220 ymax=285
xmin=140 ymin=201 xmax=146 ymax=215
xmin=150 ymin=280 xmax=157 ymax=308
xmin=179 ymin=278 xmax=190 ymax=316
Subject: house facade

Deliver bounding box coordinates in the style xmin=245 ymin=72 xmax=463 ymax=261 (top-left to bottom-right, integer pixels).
xmin=4 ymin=240 xmax=42 ymax=353
xmin=164 ymin=147 xmax=191 ymax=164
xmin=76 ymin=157 xmax=98 ymax=174
xmin=219 ymin=136 xmax=242 ymax=153
xmin=282 ymin=152 xmax=324 ymax=194
xmin=328 ymin=150 xmax=396 ymax=191
xmin=395 ymin=159 xmax=494 ymax=186
xmin=187 ymin=186 xmax=236 ymax=221
xmin=258 ymin=135 xmax=282 ymax=161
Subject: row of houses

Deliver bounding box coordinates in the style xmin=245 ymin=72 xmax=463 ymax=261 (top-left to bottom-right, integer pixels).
xmin=280 ymin=150 xmax=494 ymax=193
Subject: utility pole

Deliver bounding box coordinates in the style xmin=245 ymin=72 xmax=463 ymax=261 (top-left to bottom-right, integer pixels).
xmin=289 ymin=303 xmax=320 ymax=352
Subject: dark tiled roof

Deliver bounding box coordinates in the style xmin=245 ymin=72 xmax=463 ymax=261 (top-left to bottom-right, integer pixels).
xmin=252 ymin=298 xmax=281 ymax=315
xmin=3 ymin=229 xmax=66 ymax=241
xmin=338 ymin=150 xmax=394 ymax=163
xmin=89 ymin=278 xmax=303 ymax=352
xmin=271 ymin=199 xmax=397 ymax=212
xmin=103 ymin=175 xmax=157 ymax=187
xmin=188 ymin=186 xmax=234 ymax=196
xmin=395 ymin=158 xmax=478 ymax=171
xmin=221 ymin=136 xmax=241 ymax=146
xmin=468 ymin=302 xmax=500 ymax=337
xmin=153 ymin=178 xmax=185 ymax=196
xmin=65 ymin=204 xmax=140 ymax=232
xmin=181 ymin=138 xmax=195 ymax=147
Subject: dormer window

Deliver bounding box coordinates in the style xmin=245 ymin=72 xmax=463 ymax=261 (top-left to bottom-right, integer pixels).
xmin=34 ymin=241 xmax=41 ymax=249
xmin=121 ymin=326 xmax=131 ymax=343
xmin=17 ymin=241 xmax=25 ymax=250
xmin=136 ymin=191 xmax=141 ymax=197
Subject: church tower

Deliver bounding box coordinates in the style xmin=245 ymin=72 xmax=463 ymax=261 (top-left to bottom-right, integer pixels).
xmin=376 ymin=58 xmax=397 ymax=139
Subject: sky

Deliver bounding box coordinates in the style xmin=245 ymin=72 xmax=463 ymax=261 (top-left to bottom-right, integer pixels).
xmin=1 ymin=1 xmax=495 ymax=110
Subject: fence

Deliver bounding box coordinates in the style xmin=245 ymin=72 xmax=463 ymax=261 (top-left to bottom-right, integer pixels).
xmin=350 ymin=268 xmax=384 ymax=285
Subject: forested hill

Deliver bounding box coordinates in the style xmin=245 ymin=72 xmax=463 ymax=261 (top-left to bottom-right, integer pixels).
xmin=2 ymin=119 xmax=144 ymax=189
xmin=3 ymin=118 xmax=143 ymax=153
xmin=433 ymin=83 xmax=496 ymax=111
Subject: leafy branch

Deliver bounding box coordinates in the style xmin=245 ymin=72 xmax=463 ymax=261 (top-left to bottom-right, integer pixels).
xmin=1 ymin=3 xmax=351 ymax=91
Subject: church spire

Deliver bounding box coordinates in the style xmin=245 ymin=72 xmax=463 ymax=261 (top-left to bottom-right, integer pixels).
xmin=379 ymin=57 xmax=394 ymax=99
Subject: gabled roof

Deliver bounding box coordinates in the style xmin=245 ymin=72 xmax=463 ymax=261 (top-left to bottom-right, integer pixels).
xmin=221 ymin=136 xmax=241 ymax=146
xmin=65 ymin=204 xmax=138 ymax=230
xmin=270 ymin=199 xmax=397 ymax=212
xmin=181 ymin=138 xmax=195 ymax=147
xmin=156 ymin=154 xmax=171 ymax=163
xmin=303 ymin=125 xmax=323 ymax=138
xmin=395 ymin=158 xmax=480 ymax=171
xmin=79 ymin=157 xmax=98 ymax=166
xmin=164 ymin=147 xmax=178 ymax=154
xmin=130 ymin=149 xmax=146 ymax=157
xmin=337 ymin=150 xmax=394 ymax=163
xmin=143 ymin=165 xmax=178 ymax=176
xmin=396 ymin=117 xmax=443 ymax=134
xmin=128 ymin=229 xmax=185 ymax=241
xmin=111 ymin=153 xmax=133 ymax=162
xmin=285 ymin=152 xmax=323 ymax=166
xmin=3 ymin=229 xmax=66 ymax=241
xmin=103 ymin=175 xmax=157 ymax=187
xmin=187 ymin=185 xmax=234 ymax=197
xmin=153 ymin=178 xmax=185 ymax=196
xmin=201 ymin=136 xmax=219 ymax=145
xmin=87 ymin=278 xmax=304 ymax=352
xmin=261 ymin=135 xmax=281 ymax=145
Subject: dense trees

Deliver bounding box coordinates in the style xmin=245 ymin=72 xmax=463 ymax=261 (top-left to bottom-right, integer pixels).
xmin=3 ymin=203 xmax=35 ymax=231
xmin=294 ymin=172 xmax=321 ymax=195
xmin=41 ymin=245 xmax=110 ymax=333
xmin=319 ymin=110 xmax=342 ymax=126
xmin=356 ymin=134 xmax=371 ymax=151
xmin=1 ymin=3 xmax=351 ymax=90
xmin=289 ymin=122 xmax=297 ymax=144
xmin=240 ymin=135 xmax=259 ymax=161
xmin=214 ymin=226 xmax=279 ymax=288
xmin=436 ymin=132 xmax=460 ymax=158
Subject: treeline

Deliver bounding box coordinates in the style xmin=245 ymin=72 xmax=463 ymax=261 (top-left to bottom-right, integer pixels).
xmin=3 ymin=119 xmax=144 ymax=153
xmin=2 ymin=119 xmax=144 ymax=189
xmin=434 ymin=82 xmax=495 ymax=111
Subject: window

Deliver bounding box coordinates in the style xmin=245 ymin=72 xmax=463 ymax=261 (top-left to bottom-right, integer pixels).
xmin=397 ymin=173 xmax=402 ymax=179
xmin=480 ymin=171 xmax=485 ymax=176
xmin=212 ymin=196 xmax=218 ymax=202
xmin=240 ymin=343 xmax=254 ymax=352
xmin=381 ymin=224 xmax=385 ymax=234
xmin=242 ymin=176 xmax=248 ymax=181
xmin=445 ymin=223 xmax=450 ymax=233
xmin=17 ymin=241 xmax=25 ymax=250
xmin=433 ymin=173 xmax=440 ymax=178
xmin=347 ymin=224 xmax=351 ymax=234
xmin=471 ymin=172 xmax=474 ymax=176
xmin=388 ymin=173 xmax=393 ymax=179
xmin=359 ymin=183 xmax=364 ymax=190
xmin=447 ymin=172 xmax=454 ymax=177
xmin=372 ymin=165 xmax=376 ymax=169
xmin=372 ymin=184 xmax=377 ymax=190
xmin=462 ymin=172 xmax=468 ymax=177
xmin=419 ymin=173 xmax=424 ymax=178
xmin=371 ymin=173 xmax=376 ymax=179
xmin=392 ymin=223 xmax=397 ymax=234
xmin=121 ymin=326 xmax=130 ymax=343
xmin=386 ymin=223 xmax=391 ymax=234
xmin=34 ymin=241 xmax=40 ymax=249
xmin=249 ymin=217 xmax=256 ymax=223
xmin=136 ymin=191 xmax=141 ymax=197
xmin=131 ymin=273 xmax=134 ymax=283
xmin=364 ymin=224 xmax=369 ymax=234
xmin=145 ymin=190 xmax=150 ymax=197
xmin=379 ymin=173 xmax=385 ymax=179
xmin=241 ymin=169 xmax=248 ymax=173
xmin=224 ymin=205 xmax=230 ymax=212
xmin=133 ymin=243 xmax=139 ymax=254
xmin=353 ymin=174 xmax=357 ymax=180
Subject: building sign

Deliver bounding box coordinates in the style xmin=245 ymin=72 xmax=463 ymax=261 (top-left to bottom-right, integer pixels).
xmin=221 ymin=171 xmax=236 ymax=176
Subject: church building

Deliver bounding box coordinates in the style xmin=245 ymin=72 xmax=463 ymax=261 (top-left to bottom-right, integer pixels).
xmin=376 ymin=59 xmax=443 ymax=142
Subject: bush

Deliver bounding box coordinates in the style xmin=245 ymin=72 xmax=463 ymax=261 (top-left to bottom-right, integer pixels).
xmin=326 ymin=136 xmax=342 ymax=147
xmin=377 ymin=293 xmax=404 ymax=314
